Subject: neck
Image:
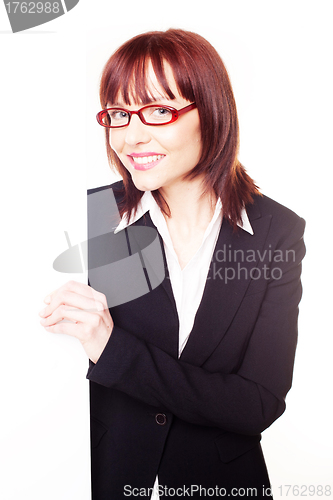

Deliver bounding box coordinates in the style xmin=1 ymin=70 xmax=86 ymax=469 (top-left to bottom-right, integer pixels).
xmin=159 ymin=177 xmax=217 ymax=232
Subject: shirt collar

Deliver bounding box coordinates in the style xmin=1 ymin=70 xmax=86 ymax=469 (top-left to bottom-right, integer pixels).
xmin=114 ymin=191 xmax=254 ymax=235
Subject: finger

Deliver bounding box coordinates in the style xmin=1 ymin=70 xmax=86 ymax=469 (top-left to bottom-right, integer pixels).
xmin=41 ymin=281 xmax=108 ymax=316
xmin=40 ymin=291 xmax=103 ymax=317
xmin=44 ymin=280 xmax=106 ymax=304
xmin=44 ymin=321 xmax=81 ymax=337
xmin=43 ymin=281 xmax=82 ymax=304
xmin=40 ymin=304 xmax=103 ymax=329
xmin=39 ymin=289 xmax=107 ymax=319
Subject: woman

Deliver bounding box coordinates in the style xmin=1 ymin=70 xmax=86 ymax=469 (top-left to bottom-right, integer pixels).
xmin=40 ymin=29 xmax=306 ymax=499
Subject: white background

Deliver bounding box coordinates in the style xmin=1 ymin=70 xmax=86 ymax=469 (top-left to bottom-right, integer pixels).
xmin=0 ymin=0 xmax=332 ymax=498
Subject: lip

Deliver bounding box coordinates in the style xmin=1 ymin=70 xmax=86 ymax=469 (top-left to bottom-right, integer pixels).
xmin=127 ymin=153 xmax=165 ymax=171
xmin=129 ymin=152 xmax=162 ymax=157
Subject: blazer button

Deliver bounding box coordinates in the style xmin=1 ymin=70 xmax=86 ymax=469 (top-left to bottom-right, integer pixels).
xmin=155 ymin=413 xmax=167 ymax=425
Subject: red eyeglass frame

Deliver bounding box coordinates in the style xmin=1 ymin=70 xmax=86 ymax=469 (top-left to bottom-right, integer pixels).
xmin=96 ymin=102 xmax=197 ymax=128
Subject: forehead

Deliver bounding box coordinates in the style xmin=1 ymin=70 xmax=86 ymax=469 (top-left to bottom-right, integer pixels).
xmin=114 ymin=61 xmax=180 ymax=106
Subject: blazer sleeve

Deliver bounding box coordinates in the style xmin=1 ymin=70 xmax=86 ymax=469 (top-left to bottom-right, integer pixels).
xmin=87 ymin=216 xmax=306 ymax=436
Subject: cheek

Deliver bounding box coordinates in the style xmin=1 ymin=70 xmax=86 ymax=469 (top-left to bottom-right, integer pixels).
xmin=109 ymin=131 xmax=123 ymax=155
xmin=176 ymin=124 xmax=202 ymax=159
xmin=109 ymin=133 xmax=129 ymax=170
xmin=176 ymin=114 xmax=201 ymax=147
xmin=156 ymin=123 xmax=201 ymax=155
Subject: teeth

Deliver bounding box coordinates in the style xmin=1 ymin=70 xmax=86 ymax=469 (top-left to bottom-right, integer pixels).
xmin=132 ymin=155 xmax=164 ymax=164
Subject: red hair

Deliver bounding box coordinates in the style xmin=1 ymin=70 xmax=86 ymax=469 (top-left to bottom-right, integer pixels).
xmin=99 ymin=29 xmax=260 ymax=229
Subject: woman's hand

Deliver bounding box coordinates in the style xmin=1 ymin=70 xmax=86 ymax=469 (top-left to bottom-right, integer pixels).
xmin=39 ymin=280 xmax=113 ymax=364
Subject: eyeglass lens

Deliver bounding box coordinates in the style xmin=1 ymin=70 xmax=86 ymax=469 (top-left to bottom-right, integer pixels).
xmin=102 ymin=106 xmax=174 ymax=127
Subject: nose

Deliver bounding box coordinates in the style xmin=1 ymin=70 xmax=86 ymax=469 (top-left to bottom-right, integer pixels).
xmin=124 ymin=113 xmax=151 ymax=146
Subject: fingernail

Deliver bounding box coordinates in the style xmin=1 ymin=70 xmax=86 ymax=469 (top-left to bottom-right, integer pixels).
xmin=39 ymin=307 xmax=47 ymax=317
xmin=44 ymin=295 xmax=51 ymax=304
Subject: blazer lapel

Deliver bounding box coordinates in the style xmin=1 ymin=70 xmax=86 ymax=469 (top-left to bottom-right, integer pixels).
xmin=133 ymin=212 xmax=178 ymax=310
xmin=129 ymin=212 xmax=179 ymax=357
xmin=180 ymin=204 xmax=272 ymax=366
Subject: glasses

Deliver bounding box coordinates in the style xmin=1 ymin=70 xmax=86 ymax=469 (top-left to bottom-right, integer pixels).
xmin=96 ymin=103 xmax=197 ymax=128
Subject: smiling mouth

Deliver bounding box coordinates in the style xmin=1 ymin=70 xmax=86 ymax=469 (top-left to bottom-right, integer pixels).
xmin=128 ymin=154 xmax=166 ymax=170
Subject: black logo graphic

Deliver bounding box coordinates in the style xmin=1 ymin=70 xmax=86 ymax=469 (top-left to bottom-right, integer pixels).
xmin=3 ymin=0 xmax=80 ymax=33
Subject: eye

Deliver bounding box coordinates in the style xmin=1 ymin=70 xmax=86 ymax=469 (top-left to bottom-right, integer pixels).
xmin=143 ymin=106 xmax=173 ymax=124
xmin=153 ymin=107 xmax=172 ymax=118
xmin=108 ymin=110 xmax=129 ymax=121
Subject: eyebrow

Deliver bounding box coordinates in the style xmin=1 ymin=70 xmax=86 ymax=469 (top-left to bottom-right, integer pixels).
xmin=110 ymin=102 xmax=125 ymax=108
xmin=108 ymin=97 xmax=180 ymax=108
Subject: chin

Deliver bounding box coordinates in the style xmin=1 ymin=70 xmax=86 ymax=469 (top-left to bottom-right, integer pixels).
xmin=130 ymin=173 xmax=162 ymax=193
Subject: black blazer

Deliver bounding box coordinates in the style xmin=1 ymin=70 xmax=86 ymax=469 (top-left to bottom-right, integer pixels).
xmin=87 ymin=181 xmax=306 ymax=499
